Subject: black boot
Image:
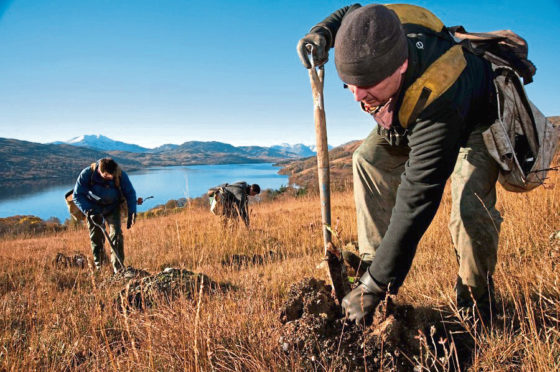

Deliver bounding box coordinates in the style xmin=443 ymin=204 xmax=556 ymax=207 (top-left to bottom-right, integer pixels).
xmin=456 ymin=276 xmax=496 ymax=329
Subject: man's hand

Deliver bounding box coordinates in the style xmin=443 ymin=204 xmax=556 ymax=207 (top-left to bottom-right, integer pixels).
xmin=137 ymin=197 xmax=143 ymax=206
xmin=297 ymin=31 xmax=329 ymax=69
xmin=127 ymin=212 xmax=136 ymax=229
xmin=341 ymin=271 xmax=386 ymax=325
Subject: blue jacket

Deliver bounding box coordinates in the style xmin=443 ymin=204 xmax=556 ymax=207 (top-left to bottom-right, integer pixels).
xmin=73 ymin=162 xmax=137 ymax=216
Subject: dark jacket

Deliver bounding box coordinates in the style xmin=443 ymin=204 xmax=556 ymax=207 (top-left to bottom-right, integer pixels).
xmin=210 ymin=181 xmax=250 ymax=225
xmin=73 ymin=161 xmax=137 ymax=216
xmin=315 ymin=4 xmax=496 ymax=291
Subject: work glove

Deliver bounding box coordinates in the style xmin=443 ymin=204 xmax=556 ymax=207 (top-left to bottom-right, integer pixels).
xmin=127 ymin=212 xmax=136 ymax=229
xmin=296 ymin=28 xmax=330 ymax=69
xmin=341 ymin=271 xmax=386 ymax=325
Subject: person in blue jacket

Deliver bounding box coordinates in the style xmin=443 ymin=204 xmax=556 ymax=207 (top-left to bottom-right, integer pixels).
xmin=73 ymin=158 xmax=139 ymax=272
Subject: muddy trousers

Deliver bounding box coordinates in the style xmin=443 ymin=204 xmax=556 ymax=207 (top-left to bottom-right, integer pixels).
xmin=87 ymin=208 xmax=124 ymax=272
xmin=353 ymin=127 xmax=502 ymax=310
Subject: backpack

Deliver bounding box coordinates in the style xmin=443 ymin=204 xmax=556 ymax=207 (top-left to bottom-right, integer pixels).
xmin=449 ymin=26 xmax=559 ymax=192
xmin=386 ymin=4 xmax=559 ymax=192
xmin=481 ymin=65 xmax=559 ymax=192
xmin=65 ymin=162 xmax=125 ymax=221
xmin=207 ymin=184 xmax=229 ymax=215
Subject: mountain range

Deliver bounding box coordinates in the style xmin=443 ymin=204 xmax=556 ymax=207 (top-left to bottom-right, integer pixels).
xmin=0 ymin=135 xmax=321 ymax=191
xmin=52 ymin=135 xmax=151 ymax=153
xmin=53 ymin=134 xmax=318 ymax=158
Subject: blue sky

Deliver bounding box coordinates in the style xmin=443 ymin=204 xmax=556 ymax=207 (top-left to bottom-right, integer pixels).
xmin=0 ymin=0 xmax=558 ymax=148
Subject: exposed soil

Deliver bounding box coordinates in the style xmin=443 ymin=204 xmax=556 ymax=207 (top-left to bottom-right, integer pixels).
xmin=104 ymin=266 xmax=151 ymax=286
xmin=53 ymin=252 xmax=88 ymax=269
xmin=278 ymin=278 xmax=471 ymax=371
xmin=221 ymin=250 xmax=284 ymax=269
xmin=115 ymin=267 xmax=232 ymax=311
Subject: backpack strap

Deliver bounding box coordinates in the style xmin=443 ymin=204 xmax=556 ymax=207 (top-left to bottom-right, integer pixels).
xmin=449 ymin=26 xmax=536 ymax=85
xmin=89 ymin=162 xmax=97 ymax=186
xmin=114 ymin=166 xmax=122 ymax=189
xmin=381 ymin=5 xmax=466 ymax=128
xmin=399 ymin=45 xmax=467 ymax=128
xmin=385 ymin=4 xmax=445 ymax=33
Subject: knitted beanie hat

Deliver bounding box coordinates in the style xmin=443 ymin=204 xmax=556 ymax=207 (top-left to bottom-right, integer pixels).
xmin=334 ymin=4 xmax=408 ymax=86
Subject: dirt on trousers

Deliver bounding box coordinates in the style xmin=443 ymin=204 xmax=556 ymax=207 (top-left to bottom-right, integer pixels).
xmin=278 ymin=277 xmax=470 ymax=371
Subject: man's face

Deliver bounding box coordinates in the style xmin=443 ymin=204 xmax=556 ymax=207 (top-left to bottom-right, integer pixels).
xmin=98 ymin=168 xmax=114 ymax=180
xmin=345 ymin=59 xmax=408 ymax=108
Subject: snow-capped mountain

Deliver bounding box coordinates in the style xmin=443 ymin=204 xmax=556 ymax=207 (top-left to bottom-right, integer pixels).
xmin=53 ymin=134 xmax=149 ymax=153
xmin=308 ymin=144 xmax=334 ymax=153
xmin=270 ymin=143 xmax=317 ymax=158
xmin=53 ymin=134 xmax=329 ymax=159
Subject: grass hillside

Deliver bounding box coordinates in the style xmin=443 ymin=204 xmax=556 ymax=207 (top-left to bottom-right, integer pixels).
xmin=1 ymin=161 xmax=560 ymax=370
xmin=278 ymin=140 xmax=362 ymax=190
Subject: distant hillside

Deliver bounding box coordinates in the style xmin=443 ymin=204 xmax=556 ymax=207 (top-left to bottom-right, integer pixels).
xmin=270 ymin=143 xmax=316 ymax=158
xmin=54 ymin=134 xmax=317 ymax=159
xmin=150 ymin=143 xmax=180 ymax=153
xmin=109 ymin=141 xmax=299 ymax=167
xmin=0 ymin=138 xmax=142 ymax=193
xmin=54 ymin=134 xmax=150 ymax=153
xmin=0 ymin=138 xmax=300 ymax=190
xmin=278 ymin=140 xmax=362 ymax=190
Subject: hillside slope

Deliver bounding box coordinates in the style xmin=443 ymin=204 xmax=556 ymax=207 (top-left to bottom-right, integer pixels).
xmin=278 ymin=140 xmax=361 ymax=189
xmin=0 ymin=138 xmax=299 ymax=189
xmin=0 ymin=138 xmax=141 ymax=190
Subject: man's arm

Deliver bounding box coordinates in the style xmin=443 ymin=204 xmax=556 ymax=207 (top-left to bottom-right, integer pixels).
xmin=208 ymin=183 xmax=228 ymax=196
xmin=297 ymin=4 xmax=361 ymax=68
xmin=73 ymin=167 xmax=96 ymax=214
xmin=310 ymin=4 xmax=362 ymax=47
xmin=368 ymin=101 xmax=465 ymax=292
xmin=239 ymin=194 xmax=250 ymax=227
xmin=120 ymin=171 xmax=137 ymax=214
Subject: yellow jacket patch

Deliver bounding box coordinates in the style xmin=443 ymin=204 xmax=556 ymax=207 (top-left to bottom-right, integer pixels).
xmin=385 ymin=4 xmax=445 ymax=33
xmin=399 ymin=45 xmax=467 ymax=128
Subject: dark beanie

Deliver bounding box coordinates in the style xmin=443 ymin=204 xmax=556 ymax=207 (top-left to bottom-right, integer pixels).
xmin=334 ymin=5 xmax=408 ymax=86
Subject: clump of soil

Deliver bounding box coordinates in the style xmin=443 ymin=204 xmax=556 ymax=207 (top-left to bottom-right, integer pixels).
xmin=53 ymin=252 xmax=87 ymax=269
xmin=103 ymin=266 xmax=151 ymax=287
xmin=278 ymin=278 xmax=445 ymax=371
xmin=116 ymin=267 xmax=232 ymax=311
xmin=221 ymin=250 xmax=284 ymax=269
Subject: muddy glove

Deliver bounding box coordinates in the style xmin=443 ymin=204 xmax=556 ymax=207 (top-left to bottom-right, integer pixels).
xmin=341 ymin=271 xmax=386 ymax=325
xmin=126 ymin=212 xmax=136 ymax=229
xmin=296 ymin=27 xmax=331 ymax=69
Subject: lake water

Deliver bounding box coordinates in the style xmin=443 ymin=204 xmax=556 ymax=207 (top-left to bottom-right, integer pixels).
xmin=0 ymin=163 xmax=289 ymax=222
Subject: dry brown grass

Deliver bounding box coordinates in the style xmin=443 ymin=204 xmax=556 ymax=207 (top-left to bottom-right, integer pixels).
xmin=1 ymin=168 xmax=560 ymax=371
